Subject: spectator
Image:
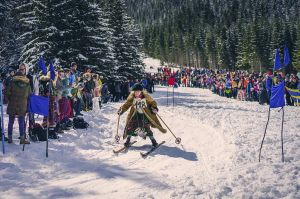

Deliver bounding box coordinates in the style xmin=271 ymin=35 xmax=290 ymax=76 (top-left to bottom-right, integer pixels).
xmin=5 ymin=64 xmax=31 ymax=144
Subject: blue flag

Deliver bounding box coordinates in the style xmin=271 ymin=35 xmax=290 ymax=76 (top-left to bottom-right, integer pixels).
xmin=273 ymin=49 xmax=282 ymax=71
xmin=29 ymin=95 xmax=49 ymax=116
xmin=38 ymin=56 xmax=47 ymax=75
xmin=270 ymin=81 xmax=285 ymax=108
xmin=286 ymin=87 xmax=300 ymax=102
xmin=284 ymin=46 xmax=291 ymax=67
xmin=49 ymin=61 xmax=55 ymax=81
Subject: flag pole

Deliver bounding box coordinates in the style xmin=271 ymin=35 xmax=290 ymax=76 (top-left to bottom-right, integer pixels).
xmin=46 ymin=79 xmax=51 ymax=158
xmin=167 ymin=85 xmax=169 ymax=106
xmin=22 ymin=113 xmax=29 ymax=151
xmin=281 ymin=107 xmax=285 ymax=162
xmin=173 ymin=85 xmax=174 ymax=107
xmin=259 ymin=107 xmax=271 ymax=162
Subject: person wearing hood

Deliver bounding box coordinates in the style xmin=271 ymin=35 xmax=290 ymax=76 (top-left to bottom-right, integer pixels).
xmin=117 ymin=83 xmax=167 ymax=147
xmin=5 ymin=64 xmax=31 ymax=144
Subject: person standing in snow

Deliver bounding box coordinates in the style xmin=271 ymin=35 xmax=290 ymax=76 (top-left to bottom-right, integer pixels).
xmin=5 ymin=64 xmax=31 ymax=144
xmin=82 ymin=68 xmax=95 ymax=111
xmin=117 ymin=83 xmax=167 ymax=147
xmin=114 ymin=81 xmax=121 ymax=102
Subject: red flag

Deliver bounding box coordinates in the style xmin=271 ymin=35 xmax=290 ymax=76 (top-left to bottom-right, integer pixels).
xmin=168 ymin=77 xmax=175 ymax=86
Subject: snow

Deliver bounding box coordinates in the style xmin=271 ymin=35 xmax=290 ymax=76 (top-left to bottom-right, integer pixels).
xmin=77 ymin=54 xmax=88 ymax=61
xmin=1 ymin=86 xmax=300 ymax=198
xmin=143 ymin=57 xmax=161 ymax=74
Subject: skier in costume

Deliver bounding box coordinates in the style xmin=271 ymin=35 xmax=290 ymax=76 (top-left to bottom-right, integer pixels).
xmin=117 ymin=83 xmax=167 ymax=147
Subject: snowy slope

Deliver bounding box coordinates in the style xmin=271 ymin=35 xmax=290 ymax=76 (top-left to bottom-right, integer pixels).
xmin=143 ymin=57 xmax=161 ymax=74
xmin=0 ymin=86 xmax=300 ymax=199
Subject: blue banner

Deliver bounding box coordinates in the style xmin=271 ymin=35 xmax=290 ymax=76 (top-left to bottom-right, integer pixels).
xmin=270 ymin=81 xmax=285 ymax=108
xmin=284 ymin=46 xmax=291 ymax=67
xmin=286 ymin=87 xmax=300 ymax=103
xmin=29 ymin=95 xmax=49 ymax=116
xmin=273 ymin=49 xmax=282 ymax=71
xmin=286 ymin=87 xmax=300 ymax=97
xmin=49 ymin=61 xmax=55 ymax=81
xmin=38 ymin=56 xmax=47 ymax=75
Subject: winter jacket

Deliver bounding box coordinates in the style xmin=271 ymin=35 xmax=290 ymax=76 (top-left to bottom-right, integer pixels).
xmin=6 ymin=75 xmax=31 ymax=116
xmin=266 ymin=76 xmax=273 ymax=92
xmin=101 ymin=83 xmax=109 ymax=96
xmin=141 ymin=79 xmax=148 ymax=89
xmin=84 ymin=80 xmax=95 ymax=93
xmin=231 ymin=80 xmax=238 ymax=88
xmin=119 ymin=91 xmax=167 ymax=139
xmin=69 ymin=71 xmax=80 ymax=85
xmin=56 ymin=77 xmax=69 ymax=98
xmin=246 ymin=82 xmax=253 ymax=94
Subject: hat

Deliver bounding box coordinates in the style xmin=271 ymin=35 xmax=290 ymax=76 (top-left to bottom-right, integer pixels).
xmin=132 ymin=83 xmax=143 ymax=91
xmin=70 ymin=62 xmax=77 ymax=67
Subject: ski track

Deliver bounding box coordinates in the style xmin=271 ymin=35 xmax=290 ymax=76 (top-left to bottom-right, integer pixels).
xmin=0 ymin=86 xmax=299 ymax=199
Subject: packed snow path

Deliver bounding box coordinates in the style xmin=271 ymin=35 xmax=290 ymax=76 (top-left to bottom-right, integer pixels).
xmin=1 ymin=86 xmax=299 ymax=199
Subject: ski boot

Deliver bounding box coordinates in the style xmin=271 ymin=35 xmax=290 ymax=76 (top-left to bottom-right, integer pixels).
xmin=8 ymin=137 xmax=13 ymax=144
xmin=124 ymin=136 xmax=131 ymax=147
xmin=150 ymin=137 xmax=158 ymax=148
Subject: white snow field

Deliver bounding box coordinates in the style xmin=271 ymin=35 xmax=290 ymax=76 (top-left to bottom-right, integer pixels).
xmin=143 ymin=57 xmax=161 ymax=74
xmin=1 ymin=86 xmax=300 ymax=199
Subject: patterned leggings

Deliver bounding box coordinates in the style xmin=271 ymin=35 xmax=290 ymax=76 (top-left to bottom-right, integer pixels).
xmin=126 ymin=113 xmax=154 ymax=137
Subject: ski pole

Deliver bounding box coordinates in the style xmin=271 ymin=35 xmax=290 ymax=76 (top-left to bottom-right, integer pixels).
xmin=156 ymin=113 xmax=181 ymax=144
xmin=0 ymin=82 xmax=5 ymax=154
xmin=115 ymin=115 xmax=121 ymax=143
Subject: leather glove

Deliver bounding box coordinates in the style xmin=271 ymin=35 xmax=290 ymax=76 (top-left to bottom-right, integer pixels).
xmin=152 ymin=108 xmax=158 ymax=114
xmin=117 ymin=109 xmax=122 ymax=115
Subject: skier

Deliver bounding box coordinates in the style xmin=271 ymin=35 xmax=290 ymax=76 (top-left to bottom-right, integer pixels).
xmin=117 ymin=83 xmax=167 ymax=148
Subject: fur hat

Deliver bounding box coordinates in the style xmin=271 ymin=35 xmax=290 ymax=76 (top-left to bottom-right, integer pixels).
xmin=132 ymin=83 xmax=143 ymax=91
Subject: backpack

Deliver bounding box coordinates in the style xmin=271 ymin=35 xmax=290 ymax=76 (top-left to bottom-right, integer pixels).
xmin=48 ymin=127 xmax=59 ymax=139
xmin=73 ymin=117 xmax=89 ymax=129
xmin=30 ymin=123 xmax=47 ymax=142
xmin=59 ymin=118 xmax=73 ymax=130
xmin=30 ymin=123 xmax=59 ymax=142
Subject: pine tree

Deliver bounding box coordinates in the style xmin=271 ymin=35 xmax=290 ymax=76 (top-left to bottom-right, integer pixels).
xmin=0 ymin=1 xmax=21 ymax=68
xmin=18 ymin=0 xmax=58 ymax=66
xmin=125 ymin=0 xmax=300 ymax=71
xmin=18 ymin=0 xmax=114 ymax=75
xmin=55 ymin=0 xmax=103 ymax=70
xmin=205 ymin=31 xmax=217 ymax=69
xmin=126 ymin=21 xmax=145 ymax=78
xmin=196 ymin=29 xmax=208 ymax=68
xmin=108 ymin=0 xmax=144 ymax=80
xmin=0 ymin=1 xmax=10 ymax=67
xmin=293 ymin=23 xmax=300 ymax=71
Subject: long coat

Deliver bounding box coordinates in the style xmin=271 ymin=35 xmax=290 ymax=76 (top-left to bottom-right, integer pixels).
xmin=119 ymin=91 xmax=167 ymax=139
xmin=6 ymin=75 xmax=31 ymax=117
